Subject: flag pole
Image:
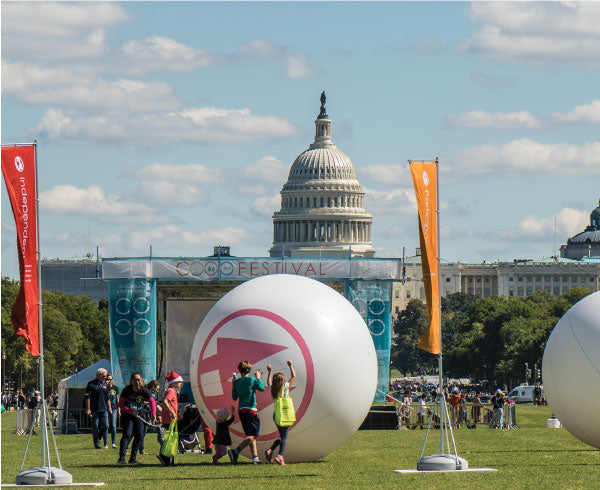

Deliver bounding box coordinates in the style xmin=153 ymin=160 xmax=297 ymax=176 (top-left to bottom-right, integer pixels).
xmin=14 ymin=142 xmax=73 ymax=485
xmin=412 ymin=158 xmax=467 ymax=471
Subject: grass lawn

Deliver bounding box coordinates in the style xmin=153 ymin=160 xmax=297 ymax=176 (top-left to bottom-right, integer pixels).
xmin=1 ymin=405 xmax=598 ymax=489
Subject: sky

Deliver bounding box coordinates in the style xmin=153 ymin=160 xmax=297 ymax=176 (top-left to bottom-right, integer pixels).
xmin=2 ymin=1 xmax=599 ymax=280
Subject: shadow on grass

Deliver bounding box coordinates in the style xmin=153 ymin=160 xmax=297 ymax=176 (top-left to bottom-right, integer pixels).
xmin=484 ymin=448 xmax=599 ymax=453
xmin=78 ymin=460 xmax=327 ymax=469
xmin=128 ymin=475 xmax=320 ymax=482
xmin=492 ymin=462 xmax=600 ymax=468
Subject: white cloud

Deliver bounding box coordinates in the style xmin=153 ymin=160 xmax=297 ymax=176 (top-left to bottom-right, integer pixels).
xmin=30 ymin=106 xmax=299 ymax=145
xmin=122 ymin=163 xmax=223 ymax=184
xmin=40 ymin=184 xmax=155 ymax=217
xmin=463 ymin=2 xmax=600 ymax=69
xmin=1 ymin=2 xmax=128 ymax=60
xmin=137 ymin=181 xmax=210 ymax=206
xmin=364 ymin=187 xmax=415 ymax=218
xmin=444 ymin=110 xmax=543 ymax=129
xmin=127 ymin=224 xmax=251 ymax=249
xmin=499 ymin=208 xmax=589 ymax=242
xmin=452 ymin=139 xmax=600 ymax=176
xmin=286 ymin=51 xmax=315 ymax=79
xmin=250 ymin=194 xmax=280 ymax=218
xmin=1 ymin=61 xmax=95 ymax=94
xmin=468 ymin=2 xmax=600 ymax=37
xmin=359 ymin=163 xmax=410 ymax=186
xmin=551 ymin=99 xmax=600 ymax=124
xmin=239 ymin=156 xmax=289 ymax=185
xmin=120 ymin=36 xmax=214 ymax=73
xmin=6 ymin=70 xmax=183 ymax=113
xmin=445 ymin=100 xmax=600 ymax=130
xmin=234 ymin=39 xmax=283 ymax=59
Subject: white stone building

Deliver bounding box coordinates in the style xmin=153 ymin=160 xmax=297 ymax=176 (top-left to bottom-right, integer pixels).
xmin=391 ymin=249 xmax=600 ymax=317
xmin=269 ymin=92 xmax=374 ymax=258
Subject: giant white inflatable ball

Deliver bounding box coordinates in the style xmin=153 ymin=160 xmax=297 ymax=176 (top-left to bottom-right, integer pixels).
xmin=542 ymin=291 xmax=600 ymax=448
xmin=189 ymin=274 xmax=377 ymax=462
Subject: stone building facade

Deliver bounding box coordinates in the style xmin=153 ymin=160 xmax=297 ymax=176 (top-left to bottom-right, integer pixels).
xmin=391 ymin=250 xmax=600 ymax=317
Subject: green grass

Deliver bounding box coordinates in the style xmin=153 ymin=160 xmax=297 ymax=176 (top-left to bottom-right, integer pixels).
xmin=2 ymin=406 xmax=599 ymax=489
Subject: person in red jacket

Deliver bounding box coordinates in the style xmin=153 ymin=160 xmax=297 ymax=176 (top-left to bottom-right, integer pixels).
xmin=157 ymin=372 xmax=183 ymax=467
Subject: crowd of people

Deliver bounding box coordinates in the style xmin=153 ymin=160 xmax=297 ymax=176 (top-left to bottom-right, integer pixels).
xmin=388 ymin=382 xmax=516 ymax=430
xmin=1 ymin=389 xmax=58 ymax=412
xmin=78 ymin=359 xmax=297 ymax=466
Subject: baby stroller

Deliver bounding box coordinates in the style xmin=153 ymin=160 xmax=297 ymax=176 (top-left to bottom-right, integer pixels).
xmin=178 ymin=404 xmax=204 ymax=453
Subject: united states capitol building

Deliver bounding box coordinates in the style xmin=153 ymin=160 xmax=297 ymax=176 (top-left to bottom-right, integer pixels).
xmin=269 ymin=92 xmax=374 ymax=258
xmin=41 ymin=93 xmax=600 ymax=316
xmin=267 ymin=92 xmax=599 ymax=315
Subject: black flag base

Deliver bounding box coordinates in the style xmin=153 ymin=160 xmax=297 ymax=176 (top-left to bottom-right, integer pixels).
xmin=15 ymin=467 xmax=73 ymax=485
xmin=416 ymin=454 xmax=469 ymax=471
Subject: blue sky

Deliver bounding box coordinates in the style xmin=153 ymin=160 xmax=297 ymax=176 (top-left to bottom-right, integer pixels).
xmin=2 ymin=1 xmax=599 ymax=279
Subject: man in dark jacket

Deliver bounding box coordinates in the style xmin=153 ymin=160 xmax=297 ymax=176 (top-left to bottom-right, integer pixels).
xmin=85 ymin=368 xmax=111 ymax=449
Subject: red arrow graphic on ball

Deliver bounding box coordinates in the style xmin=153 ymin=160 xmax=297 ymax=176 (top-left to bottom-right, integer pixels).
xmin=198 ymin=337 xmax=288 ymax=416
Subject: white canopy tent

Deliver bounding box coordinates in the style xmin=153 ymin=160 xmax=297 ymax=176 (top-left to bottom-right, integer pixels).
xmin=56 ymin=359 xmax=111 ymax=433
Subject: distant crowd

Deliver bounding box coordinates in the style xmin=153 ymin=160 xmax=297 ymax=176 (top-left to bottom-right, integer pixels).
xmin=386 ymin=380 xmax=541 ymax=430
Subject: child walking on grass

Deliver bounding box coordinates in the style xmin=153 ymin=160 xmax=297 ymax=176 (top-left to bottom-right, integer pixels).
xmin=228 ymin=360 xmax=265 ymax=465
xmin=212 ymin=406 xmax=235 ymax=464
xmin=265 ymin=360 xmax=296 ymax=466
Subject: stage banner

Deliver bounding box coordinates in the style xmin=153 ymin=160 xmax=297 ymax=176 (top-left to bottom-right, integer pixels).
xmin=109 ymin=279 xmax=157 ymax=388
xmin=410 ymin=160 xmax=441 ymax=355
xmin=345 ymin=280 xmax=392 ymax=402
xmin=102 ymin=257 xmax=402 ymax=281
xmin=1 ymin=145 xmax=39 ymax=356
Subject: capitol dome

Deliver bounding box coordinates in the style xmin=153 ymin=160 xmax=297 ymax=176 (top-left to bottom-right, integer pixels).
xmin=269 ymin=92 xmax=374 ymax=258
xmin=560 ymin=199 xmax=600 ymax=260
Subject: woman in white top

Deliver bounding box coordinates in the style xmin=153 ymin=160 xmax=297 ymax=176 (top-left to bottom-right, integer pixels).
xmin=265 ymin=360 xmax=296 ymax=466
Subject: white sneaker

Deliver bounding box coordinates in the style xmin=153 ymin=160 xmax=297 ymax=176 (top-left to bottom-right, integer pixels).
xmin=112 ymin=444 xmax=117 ymax=448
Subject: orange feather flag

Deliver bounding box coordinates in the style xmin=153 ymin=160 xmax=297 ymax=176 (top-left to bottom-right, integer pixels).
xmin=409 ymin=160 xmax=440 ymax=355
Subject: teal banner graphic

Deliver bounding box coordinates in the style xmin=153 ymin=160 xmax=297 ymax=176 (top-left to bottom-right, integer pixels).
xmin=109 ymin=279 xmax=157 ymax=389
xmin=345 ymin=280 xmax=392 ymax=402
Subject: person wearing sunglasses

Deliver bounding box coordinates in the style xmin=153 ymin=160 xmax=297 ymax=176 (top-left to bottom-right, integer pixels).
xmin=116 ymin=373 xmax=156 ymax=465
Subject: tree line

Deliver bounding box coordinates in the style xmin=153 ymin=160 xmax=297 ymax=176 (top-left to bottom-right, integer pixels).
xmin=391 ymin=287 xmax=593 ymax=387
xmin=2 ymin=275 xmax=593 ymax=392
xmin=1 ymin=277 xmax=109 ymax=392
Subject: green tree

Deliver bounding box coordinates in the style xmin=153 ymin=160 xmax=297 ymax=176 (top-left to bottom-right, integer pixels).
xmin=1 ymin=277 xmax=109 ymax=391
xmin=391 ymin=299 xmax=436 ymax=376
xmin=442 ymin=288 xmax=594 ymax=385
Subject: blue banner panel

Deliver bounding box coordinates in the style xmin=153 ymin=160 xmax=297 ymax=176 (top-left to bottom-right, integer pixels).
xmin=345 ymin=280 xmax=392 ymax=402
xmin=109 ymin=279 xmax=157 ymax=389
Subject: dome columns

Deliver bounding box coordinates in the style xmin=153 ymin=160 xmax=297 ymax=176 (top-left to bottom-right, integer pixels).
xmin=273 ymin=218 xmax=372 ymax=246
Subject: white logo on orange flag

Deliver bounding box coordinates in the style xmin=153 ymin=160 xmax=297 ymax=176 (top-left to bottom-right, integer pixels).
xmin=409 ymin=160 xmax=440 ymax=355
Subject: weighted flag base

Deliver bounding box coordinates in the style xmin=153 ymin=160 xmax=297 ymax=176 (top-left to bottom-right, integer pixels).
xmin=16 ymin=467 xmax=73 ymax=485
xmin=416 ymin=454 xmax=468 ymax=471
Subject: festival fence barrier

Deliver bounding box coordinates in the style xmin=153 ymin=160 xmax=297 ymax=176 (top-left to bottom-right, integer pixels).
xmin=14 ymin=409 xmax=34 ymax=435
xmin=359 ymin=402 xmax=519 ymax=430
